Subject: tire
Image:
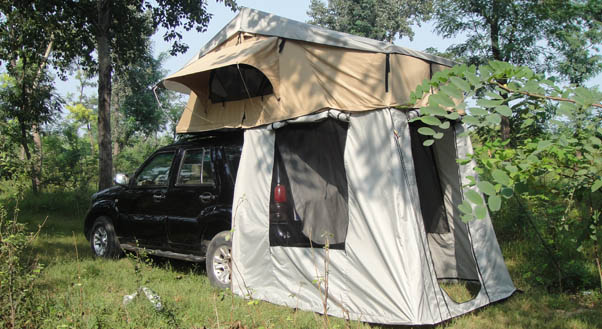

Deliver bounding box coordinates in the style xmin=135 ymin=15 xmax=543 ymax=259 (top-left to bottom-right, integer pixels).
xmin=206 ymin=230 xmax=232 ymax=289
xmin=90 ymin=216 xmax=121 ymax=258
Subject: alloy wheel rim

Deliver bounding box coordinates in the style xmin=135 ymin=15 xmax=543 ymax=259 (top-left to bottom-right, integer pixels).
xmin=93 ymin=226 xmax=108 ymax=256
xmin=212 ymin=245 xmax=232 ymax=285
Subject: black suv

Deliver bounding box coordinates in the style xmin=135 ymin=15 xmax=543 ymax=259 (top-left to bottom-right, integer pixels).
xmin=83 ymin=131 xmax=243 ymax=288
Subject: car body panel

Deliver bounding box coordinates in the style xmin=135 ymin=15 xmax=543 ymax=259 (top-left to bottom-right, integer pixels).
xmin=84 ymin=131 xmax=243 ymax=260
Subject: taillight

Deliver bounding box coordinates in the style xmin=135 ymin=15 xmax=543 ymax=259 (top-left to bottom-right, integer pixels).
xmin=274 ymin=184 xmax=287 ymax=203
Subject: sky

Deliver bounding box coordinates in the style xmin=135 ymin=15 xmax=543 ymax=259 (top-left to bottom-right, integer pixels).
xmin=55 ymin=0 xmax=457 ymax=99
xmin=55 ymin=0 xmax=601 ymax=99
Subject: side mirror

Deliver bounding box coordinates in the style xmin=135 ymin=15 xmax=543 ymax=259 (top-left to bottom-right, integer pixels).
xmin=114 ymin=173 xmax=129 ymax=186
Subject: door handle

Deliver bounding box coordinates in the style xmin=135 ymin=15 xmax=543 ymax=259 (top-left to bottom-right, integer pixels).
xmin=153 ymin=193 xmax=166 ymax=202
xmin=199 ymin=192 xmax=216 ymax=203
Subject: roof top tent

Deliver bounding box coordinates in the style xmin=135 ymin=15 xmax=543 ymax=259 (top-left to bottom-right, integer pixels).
xmin=161 ymin=7 xmax=515 ymax=325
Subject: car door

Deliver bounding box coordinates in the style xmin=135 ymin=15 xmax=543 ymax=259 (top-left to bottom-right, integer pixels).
xmin=117 ymin=151 xmax=176 ymax=249
xmin=165 ymin=147 xmax=220 ymax=252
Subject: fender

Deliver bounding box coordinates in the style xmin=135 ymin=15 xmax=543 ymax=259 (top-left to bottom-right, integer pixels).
xmin=83 ymin=199 xmax=119 ymax=240
xmin=200 ymin=203 xmax=233 ymax=242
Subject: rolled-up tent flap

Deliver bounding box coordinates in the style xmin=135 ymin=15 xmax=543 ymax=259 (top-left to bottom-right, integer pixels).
xmin=162 ymin=37 xmax=280 ymax=99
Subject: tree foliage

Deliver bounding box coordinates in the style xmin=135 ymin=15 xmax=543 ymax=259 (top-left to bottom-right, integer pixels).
xmin=307 ymin=0 xmax=433 ymax=41
xmin=432 ymin=0 xmax=602 ymax=85
xmin=410 ymin=61 xmax=602 ymax=289
xmin=0 ymin=0 xmax=238 ymax=190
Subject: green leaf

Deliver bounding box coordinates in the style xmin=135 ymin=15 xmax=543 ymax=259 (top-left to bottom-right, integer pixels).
xmin=477 ymin=98 xmax=503 ymax=107
xmin=418 ymin=127 xmax=436 ymax=136
xmin=464 ymin=72 xmax=480 ymax=87
xmin=461 ymin=214 xmax=474 ymax=222
xmin=459 ymin=200 xmax=472 ymax=214
xmin=488 ymin=195 xmax=502 ymax=211
xmin=592 ymin=179 xmax=602 ymax=192
xmin=444 ymin=112 xmax=460 ymax=120
xmin=521 ymin=118 xmax=534 ymax=128
xmin=537 ymin=140 xmax=553 ymax=150
xmin=557 ymin=102 xmax=576 ymax=117
xmin=492 ymin=169 xmax=511 ymax=186
xmin=433 ymin=132 xmax=444 ymax=139
xmin=462 ymin=115 xmax=480 ymax=125
xmin=486 ymin=113 xmax=502 ymax=125
xmin=420 ymin=116 xmax=442 ymax=126
xmin=450 ymin=76 xmax=471 ymax=92
xmin=521 ymin=80 xmax=544 ymax=94
xmin=422 ymin=104 xmax=447 ymax=116
xmin=475 ymin=205 xmax=487 ymax=219
xmin=480 ymin=66 xmax=493 ymax=80
xmin=467 ymin=175 xmax=477 ymax=185
xmin=465 ymin=189 xmax=483 ymax=205
xmin=590 ymin=136 xmax=601 ymax=146
xmin=430 ymin=93 xmax=455 ymax=107
xmin=440 ymin=84 xmax=463 ymax=99
xmin=495 ymin=105 xmax=512 ymax=117
xmin=477 ymin=181 xmax=496 ymax=196
xmin=423 ymin=139 xmax=434 ymax=147
xmin=485 ymin=91 xmax=503 ymax=100
xmin=468 ymin=107 xmax=489 ymax=116
xmin=439 ymin=121 xmax=450 ymax=129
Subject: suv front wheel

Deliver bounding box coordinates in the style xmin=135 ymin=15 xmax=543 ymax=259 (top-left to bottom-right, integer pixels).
xmin=90 ymin=216 xmax=121 ymax=258
xmin=206 ymin=231 xmax=232 ymax=289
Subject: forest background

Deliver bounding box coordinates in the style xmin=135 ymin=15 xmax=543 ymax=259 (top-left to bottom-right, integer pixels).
xmin=0 ymin=0 xmax=601 ymax=328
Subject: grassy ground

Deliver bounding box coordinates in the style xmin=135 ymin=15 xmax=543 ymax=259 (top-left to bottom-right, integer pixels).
xmin=12 ymin=205 xmax=602 ymax=328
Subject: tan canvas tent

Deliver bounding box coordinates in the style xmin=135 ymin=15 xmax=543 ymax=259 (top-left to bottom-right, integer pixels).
xmin=162 ymin=7 xmax=515 ymax=325
xmin=162 ymin=7 xmax=453 ymax=132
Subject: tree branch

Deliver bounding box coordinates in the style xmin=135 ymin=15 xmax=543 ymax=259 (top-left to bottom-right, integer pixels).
xmin=493 ymin=81 xmax=602 ymax=109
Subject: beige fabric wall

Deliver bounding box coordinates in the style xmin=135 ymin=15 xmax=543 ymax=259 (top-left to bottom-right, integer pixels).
xmin=173 ymin=39 xmax=449 ymax=133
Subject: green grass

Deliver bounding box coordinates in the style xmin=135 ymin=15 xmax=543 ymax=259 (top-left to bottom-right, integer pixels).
xmin=11 ymin=204 xmax=602 ymax=328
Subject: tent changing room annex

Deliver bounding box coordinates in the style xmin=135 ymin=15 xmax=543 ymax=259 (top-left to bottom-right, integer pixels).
xmin=161 ymin=7 xmax=516 ymax=325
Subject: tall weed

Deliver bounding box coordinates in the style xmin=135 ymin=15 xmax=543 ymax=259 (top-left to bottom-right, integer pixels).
xmin=0 ymin=201 xmax=45 ymax=329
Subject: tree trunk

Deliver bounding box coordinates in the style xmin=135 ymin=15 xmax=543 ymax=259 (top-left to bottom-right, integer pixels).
xmin=31 ymin=124 xmax=42 ymax=191
xmin=97 ymin=0 xmax=113 ymax=190
xmin=87 ymin=123 xmax=95 ymax=156
xmin=19 ymin=122 xmax=38 ymax=194
xmin=28 ymin=36 xmax=55 ymax=193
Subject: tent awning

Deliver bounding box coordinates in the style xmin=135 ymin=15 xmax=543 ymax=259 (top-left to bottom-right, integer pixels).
xmin=162 ymin=37 xmax=280 ymax=98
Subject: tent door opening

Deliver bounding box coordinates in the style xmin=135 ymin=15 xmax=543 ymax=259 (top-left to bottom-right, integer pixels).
xmin=409 ymin=121 xmax=482 ymax=303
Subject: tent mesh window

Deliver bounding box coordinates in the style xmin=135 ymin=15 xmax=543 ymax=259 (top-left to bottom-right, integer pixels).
xmin=209 ymin=64 xmax=273 ymax=103
xmin=409 ymin=122 xmax=450 ymax=234
xmin=269 ymin=118 xmax=349 ymax=249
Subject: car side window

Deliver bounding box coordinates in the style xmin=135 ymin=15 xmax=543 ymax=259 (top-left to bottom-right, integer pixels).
xmin=133 ymin=152 xmax=175 ymax=187
xmin=176 ymin=149 xmax=215 ymax=186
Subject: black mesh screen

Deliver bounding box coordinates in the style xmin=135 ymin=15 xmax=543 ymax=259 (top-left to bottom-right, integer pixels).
xmin=269 ymin=118 xmax=349 ymax=249
xmin=409 ymin=122 xmax=451 ymax=234
xmin=209 ymin=64 xmax=273 ymax=103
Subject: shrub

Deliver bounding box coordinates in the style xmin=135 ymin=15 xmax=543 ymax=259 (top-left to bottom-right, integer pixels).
xmin=0 ymin=202 xmax=44 ymax=329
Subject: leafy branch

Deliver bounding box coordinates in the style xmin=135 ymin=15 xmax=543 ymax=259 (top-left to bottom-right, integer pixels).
xmin=408 ymin=60 xmax=602 ymax=219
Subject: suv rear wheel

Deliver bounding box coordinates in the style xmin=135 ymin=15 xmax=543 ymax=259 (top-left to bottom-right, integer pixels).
xmin=206 ymin=231 xmax=232 ymax=289
xmin=90 ymin=216 xmax=121 ymax=258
